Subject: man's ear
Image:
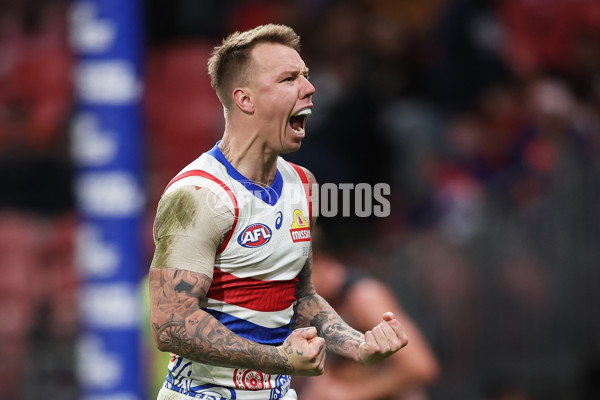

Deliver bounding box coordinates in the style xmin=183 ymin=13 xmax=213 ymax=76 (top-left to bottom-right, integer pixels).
xmin=232 ymin=87 xmax=254 ymax=114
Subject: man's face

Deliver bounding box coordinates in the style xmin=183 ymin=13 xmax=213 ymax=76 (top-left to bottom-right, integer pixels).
xmin=247 ymin=42 xmax=315 ymax=154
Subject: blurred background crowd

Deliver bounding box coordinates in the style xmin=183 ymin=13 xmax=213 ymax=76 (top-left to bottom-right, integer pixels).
xmin=1 ymin=0 xmax=600 ymax=399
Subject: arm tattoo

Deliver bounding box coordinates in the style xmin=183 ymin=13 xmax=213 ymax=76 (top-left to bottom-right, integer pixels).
xmin=149 ymin=268 xmax=294 ymax=374
xmin=293 ymin=257 xmax=365 ymax=359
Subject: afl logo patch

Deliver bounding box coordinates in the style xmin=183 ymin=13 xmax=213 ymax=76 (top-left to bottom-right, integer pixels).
xmin=234 ymin=368 xmax=271 ymax=390
xmin=238 ymin=223 xmax=272 ymax=248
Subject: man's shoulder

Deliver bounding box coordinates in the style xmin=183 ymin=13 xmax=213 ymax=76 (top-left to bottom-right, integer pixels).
xmin=280 ymin=158 xmax=317 ymax=185
xmin=163 ymin=152 xmax=231 ymax=194
xmin=156 ymin=185 xmax=235 ymax=241
xmin=174 ymin=152 xmax=220 ymax=177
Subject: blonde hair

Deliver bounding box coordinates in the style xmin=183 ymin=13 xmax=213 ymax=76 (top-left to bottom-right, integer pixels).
xmin=207 ymin=24 xmax=301 ymax=111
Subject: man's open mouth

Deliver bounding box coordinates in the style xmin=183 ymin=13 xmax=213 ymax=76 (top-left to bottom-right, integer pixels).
xmin=289 ymin=107 xmax=312 ymax=134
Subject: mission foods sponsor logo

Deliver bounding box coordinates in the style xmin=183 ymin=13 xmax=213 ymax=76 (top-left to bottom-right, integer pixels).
xmin=238 ymin=223 xmax=272 ymax=248
xmin=290 ymin=209 xmax=311 ymax=243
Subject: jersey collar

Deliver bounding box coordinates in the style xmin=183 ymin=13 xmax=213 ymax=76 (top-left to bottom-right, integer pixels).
xmin=208 ymin=142 xmax=283 ymax=206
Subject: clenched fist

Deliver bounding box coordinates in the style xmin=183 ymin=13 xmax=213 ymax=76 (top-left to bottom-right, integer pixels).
xmin=358 ymin=312 xmax=408 ymax=365
xmin=277 ymin=327 xmax=326 ymax=376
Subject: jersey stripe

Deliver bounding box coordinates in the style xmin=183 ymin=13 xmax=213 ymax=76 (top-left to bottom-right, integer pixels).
xmin=164 ymin=169 xmax=239 ymax=254
xmin=205 ymin=301 xmax=295 ymax=329
xmin=204 ymin=309 xmax=292 ymax=345
xmin=207 ymin=268 xmax=298 ymax=312
xmin=287 ymin=163 xmax=312 ymax=225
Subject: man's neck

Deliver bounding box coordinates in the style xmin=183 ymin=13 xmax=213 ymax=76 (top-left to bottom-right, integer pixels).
xmin=219 ymin=129 xmax=279 ymax=187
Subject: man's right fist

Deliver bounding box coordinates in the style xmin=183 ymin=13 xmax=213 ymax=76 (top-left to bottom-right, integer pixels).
xmin=277 ymin=327 xmax=326 ymax=376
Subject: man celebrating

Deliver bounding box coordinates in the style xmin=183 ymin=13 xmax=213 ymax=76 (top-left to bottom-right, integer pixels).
xmin=149 ymin=24 xmax=408 ymax=400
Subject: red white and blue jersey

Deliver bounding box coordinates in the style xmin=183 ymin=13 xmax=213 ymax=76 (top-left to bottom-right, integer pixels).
xmin=161 ymin=142 xmax=312 ymax=400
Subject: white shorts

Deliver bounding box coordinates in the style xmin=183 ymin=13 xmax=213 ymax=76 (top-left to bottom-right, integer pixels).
xmin=157 ymin=386 xmax=298 ymax=400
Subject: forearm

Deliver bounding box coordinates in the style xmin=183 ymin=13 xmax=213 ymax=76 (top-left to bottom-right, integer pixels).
xmin=153 ymin=308 xmax=293 ymax=374
xmin=149 ymin=268 xmax=294 ymax=375
xmin=293 ymin=293 xmax=364 ymax=360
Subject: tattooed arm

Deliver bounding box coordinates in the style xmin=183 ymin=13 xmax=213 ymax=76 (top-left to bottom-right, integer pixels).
xmin=149 ymin=267 xmax=325 ymax=375
xmin=292 ymin=253 xmax=364 ymax=361
xmin=149 ymin=186 xmax=325 ymax=375
xmin=293 ymin=166 xmax=408 ymax=365
xmin=293 ymin=251 xmax=409 ymax=365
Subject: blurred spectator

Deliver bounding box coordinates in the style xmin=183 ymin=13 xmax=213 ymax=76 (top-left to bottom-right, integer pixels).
xmin=499 ymin=0 xmax=600 ymax=78
xmin=293 ymin=228 xmax=440 ymax=400
xmin=0 ymin=1 xmax=76 ymax=399
xmin=426 ymin=0 xmax=512 ymax=112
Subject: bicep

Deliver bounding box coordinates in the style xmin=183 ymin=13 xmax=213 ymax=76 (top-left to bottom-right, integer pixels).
xmin=295 ymin=165 xmax=318 ymax=299
xmin=148 ymin=267 xmax=212 ymax=348
xmin=149 ymin=268 xmax=211 ymax=322
xmin=292 ymin=253 xmax=319 ymax=329
xmin=295 ymin=249 xmax=316 ymax=300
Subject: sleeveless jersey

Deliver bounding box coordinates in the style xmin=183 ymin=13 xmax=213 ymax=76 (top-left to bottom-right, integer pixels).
xmin=160 ymin=143 xmax=312 ymax=400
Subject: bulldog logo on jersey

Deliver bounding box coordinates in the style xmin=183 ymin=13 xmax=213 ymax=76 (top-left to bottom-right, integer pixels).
xmin=238 ymin=223 xmax=272 ymax=248
xmin=290 ymin=209 xmax=311 ymax=243
xmin=234 ymin=369 xmax=271 ymax=390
